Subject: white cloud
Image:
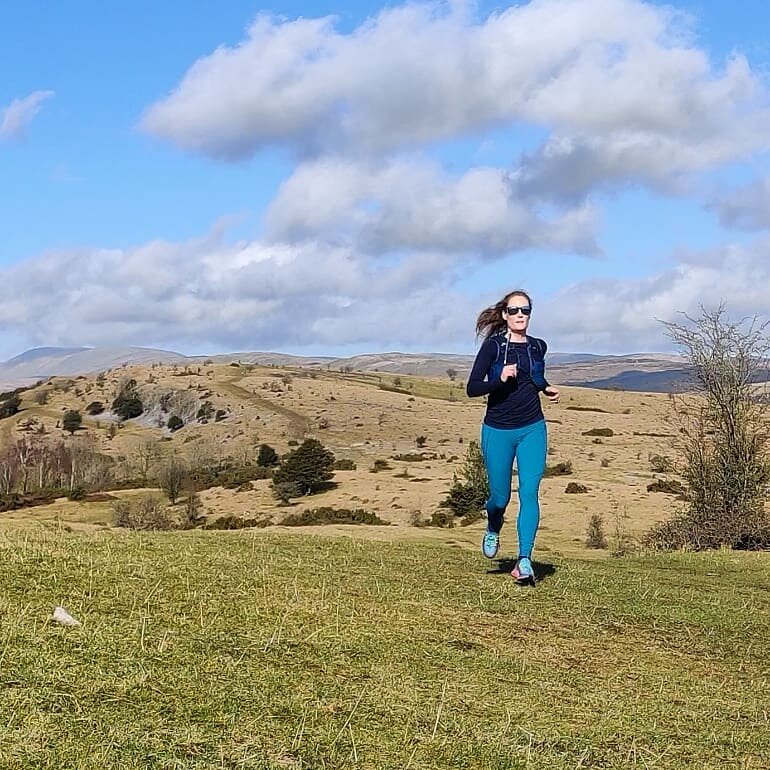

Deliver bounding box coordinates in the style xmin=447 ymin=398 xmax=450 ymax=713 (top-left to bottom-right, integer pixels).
xmin=141 ymin=0 xmax=770 ymax=195
xmin=265 ymin=156 xmax=600 ymax=256
xmin=0 ymin=91 xmax=54 ymax=141
xmin=537 ymin=239 xmax=770 ymax=351
xmin=513 ymin=120 xmax=770 ymax=203
xmin=4 ymin=220 xmax=769 ymax=357
xmin=0 ymin=226 xmax=475 ymax=353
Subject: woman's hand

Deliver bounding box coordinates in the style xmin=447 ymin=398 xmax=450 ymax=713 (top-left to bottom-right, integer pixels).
xmin=500 ymin=364 xmax=517 ymax=382
xmin=544 ymin=386 xmax=560 ymax=403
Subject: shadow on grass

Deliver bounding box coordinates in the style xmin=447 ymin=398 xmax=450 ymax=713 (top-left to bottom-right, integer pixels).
xmin=486 ymin=558 xmax=557 ymax=583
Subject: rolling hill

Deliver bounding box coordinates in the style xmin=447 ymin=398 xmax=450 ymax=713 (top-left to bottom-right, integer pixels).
xmin=0 ymin=346 xmax=691 ymax=392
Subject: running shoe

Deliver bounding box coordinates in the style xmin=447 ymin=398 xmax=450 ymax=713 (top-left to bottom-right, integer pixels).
xmin=481 ymin=530 xmax=500 ymax=559
xmin=511 ymin=556 xmax=536 ymax=584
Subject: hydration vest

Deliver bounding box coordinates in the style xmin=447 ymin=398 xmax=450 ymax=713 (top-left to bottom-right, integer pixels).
xmin=488 ymin=332 xmax=548 ymax=391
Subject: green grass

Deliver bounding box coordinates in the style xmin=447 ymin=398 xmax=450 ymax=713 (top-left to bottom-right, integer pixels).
xmin=1 ymin=529 xmax=768 ymax=769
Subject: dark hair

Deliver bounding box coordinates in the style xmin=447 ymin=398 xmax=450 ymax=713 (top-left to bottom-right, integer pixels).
xmin=475 ymin=289 xmax=533 ymax=339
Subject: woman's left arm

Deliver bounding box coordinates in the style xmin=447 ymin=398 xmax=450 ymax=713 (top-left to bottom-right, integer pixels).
xmin=539 ymin=339 xmax=560 ymax=403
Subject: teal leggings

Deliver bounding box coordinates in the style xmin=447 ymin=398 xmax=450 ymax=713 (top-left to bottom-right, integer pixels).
xmin=481 ymin=419 xmax=547 ymax=558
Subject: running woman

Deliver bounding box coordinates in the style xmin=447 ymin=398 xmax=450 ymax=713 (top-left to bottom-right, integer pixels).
xmin=466 ymin=290 xmax=560 ymax=583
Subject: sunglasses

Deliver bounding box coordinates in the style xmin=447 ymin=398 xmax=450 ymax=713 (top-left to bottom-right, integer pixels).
xmin=505 ymin=305 xmax=532 ymax=316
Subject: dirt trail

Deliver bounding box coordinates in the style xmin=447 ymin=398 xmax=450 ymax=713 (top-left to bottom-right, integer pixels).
xmin=220 ymin=375 xmax=311 ymax=437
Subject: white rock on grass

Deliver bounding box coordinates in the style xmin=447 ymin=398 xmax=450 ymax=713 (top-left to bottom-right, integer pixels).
xmin=51 ymin=606 xmax=81 ymax=627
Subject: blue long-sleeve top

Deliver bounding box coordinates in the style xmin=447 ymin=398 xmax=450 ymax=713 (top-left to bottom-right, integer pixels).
xmin=466 ymin=332 xmax=549 ymax=429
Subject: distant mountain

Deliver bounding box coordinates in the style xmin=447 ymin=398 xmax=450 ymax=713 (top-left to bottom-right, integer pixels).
xmin=0 ymin=345 xmax=695 ymax=393
xmin=562 ymin=366 xmax=770 ymax=393
xmin=544 ymin=352 xmax=609 ymax=366
xmin=191 ymin=351 xmax=335 ymax=367
xmin=4 ymin=346 xmax=90 ymax=364
xmin=0 ymin=347 xmax=188 ymax=390
xmin=546 ymin=353 xmax=687 ymax=391
xmin=561 ymin=368 xmax=693 ymax=393
xmin=326 ymin=352 xmax=475 ymax=377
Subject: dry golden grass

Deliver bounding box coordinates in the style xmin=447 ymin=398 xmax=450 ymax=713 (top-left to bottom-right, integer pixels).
xmin=1 ymin=363 xmax=693 ymax=555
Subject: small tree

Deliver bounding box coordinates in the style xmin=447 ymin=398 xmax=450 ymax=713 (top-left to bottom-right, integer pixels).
xmin=167 ymin=415 xmax=184 ymax=432
xmin=257 ymin=443 xmax=279 ymax=467
xmin=131 ymin=439 xmax=160 ymax=486
xmin=112 ymin=379 xmax=143 ymax=420
xmin=446 ymin=368 xmax=458 ymax=382
xmin=62 ymin=410 xmax=82 ymax=435
xmin=158 ymin=456 xmax=186 ymax=504
xmin=440 ymin=440 xmax=489 ymax=516
xmin=647 ymin=306 xmax=770 ymax=550
xmin=0 ymin=393 xmax=22 ymax=419
xmin=272 ymin=438 xmax=335 ymax=498
xmin=196 ymin=401 xmax=215 ymax=422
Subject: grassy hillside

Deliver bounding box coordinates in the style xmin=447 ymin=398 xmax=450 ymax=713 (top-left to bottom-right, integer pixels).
xmin=1 ymin=529 xmax=768 ymax=769
xmin=2 ymin=362 xmax=694 ymax=548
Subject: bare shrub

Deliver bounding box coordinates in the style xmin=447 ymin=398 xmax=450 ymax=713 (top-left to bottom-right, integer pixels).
xmin=181 ymin=489 xmax=204 ymax=529
xmin=281 ymin=507 xmax=388 ymax=526
xmin=648 ymin=453 xmax=673 ymax=473
xmin=543 ymin=461 xmax=573 ymax=477
xmin=459 ymin=510 xmax=485 ymax=526
xmin=272 ymin=481 xmax=305 ymax=504
xmin=428 ymin=510 xmax=455 ymax=528
xmin=647 ymin=479 xmax=686 ymax=496
xmin=205 ymin=515 xmax=270 ymax=530
xmin=585 ymin=513 xmax=607 ymax=549
xmin=647 ymin=306 xmax=770 ymax=550
xmin=113 ymin=495 xmax=174 ymax=530
xmin=610 ymin=504 xmax=637 ymax=556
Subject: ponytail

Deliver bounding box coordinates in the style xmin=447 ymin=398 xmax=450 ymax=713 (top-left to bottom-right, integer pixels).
xmin=475 ymin=289 xmax=533 ymax=339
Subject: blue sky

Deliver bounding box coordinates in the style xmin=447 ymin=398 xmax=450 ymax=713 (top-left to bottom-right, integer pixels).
xmin=2 ymin=0 xmax=770 ymax=359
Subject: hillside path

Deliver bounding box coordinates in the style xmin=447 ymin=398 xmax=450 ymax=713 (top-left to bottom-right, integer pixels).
xmin=220 ymin=374 xmax=311 ymax=438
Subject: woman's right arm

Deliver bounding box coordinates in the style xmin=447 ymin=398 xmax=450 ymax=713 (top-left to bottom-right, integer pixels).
xmin=466 ymin=339 xmax=505 ymax=397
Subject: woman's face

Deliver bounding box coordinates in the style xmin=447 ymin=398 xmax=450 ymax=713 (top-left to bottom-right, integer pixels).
xmin=501 ymin=293 xmax=531 ymax=334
